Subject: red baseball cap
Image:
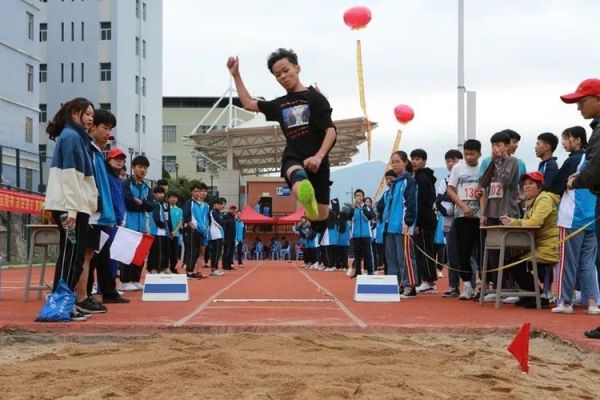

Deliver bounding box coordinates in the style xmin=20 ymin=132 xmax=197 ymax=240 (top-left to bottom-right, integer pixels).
xmin=520 ymin=171 xmax=544 ymax=184
xmin=229 ymin=205 xmax=237 ymax=210
xmin=108 ymin=134 xmax=115 ymax=141
xmin=560 ymin=78 xmax=600 ymax=104
xmin=107 ymin=147 xmax=126 ymax=160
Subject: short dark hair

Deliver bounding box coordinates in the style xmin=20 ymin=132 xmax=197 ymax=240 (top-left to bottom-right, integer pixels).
xmin=490 ymin=131 xmax=511 ymax=145
xmin=156 ymin=179 xmax=168 ymax=187
xmin=131 ymin=155 xmax=150 ymax=167
xmin=463 ymin=139 xmax=482 ymax=152
xmin=213 ymin=197 xmax=226 ymax=205
xmin=354 ymin=189 xmax=365 ymax=197
xmin=167 ymin=191 xmax=178 ymax=198
xmin=267 ymin=48 xmax=298 ymax=72
xmin=384 ymin=169 xmax=396 ymax=178
xmin=537 ymin=132 xmax=559 ymax=152
xmin=153 ymin=185 xmax=166 ymax=194
xmin=191 ymin=182 xmax=208 ymax=191
xmin=93 ymin=109 xmax=116 ymax=128
xmin=502 ymin=129 xmax=521 ymax=141
xmin=444 ymin=149 xmax=463 ymax=160
xmin=410 ymin=148 xmax=427 ymax=160
xmin=562 ymin=126 xmax=588 ymax=149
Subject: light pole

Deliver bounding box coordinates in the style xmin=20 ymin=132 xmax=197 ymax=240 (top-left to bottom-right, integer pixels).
xmin=210 ymin=174 xmax=214 ymax=196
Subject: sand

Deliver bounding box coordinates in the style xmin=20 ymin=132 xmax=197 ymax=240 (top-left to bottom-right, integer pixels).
xmin=0 ymin=332 xmax=599 ymax=400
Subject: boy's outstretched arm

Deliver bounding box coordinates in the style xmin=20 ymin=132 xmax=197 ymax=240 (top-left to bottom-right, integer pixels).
xmin=304 ymin=127 xmax=337 ymax=173
xmin=227 ymin=56 xmax=259 ymax=112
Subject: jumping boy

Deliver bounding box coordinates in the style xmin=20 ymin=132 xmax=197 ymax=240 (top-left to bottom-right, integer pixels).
xmin=227 ymin=49 xmax=337 ymax=233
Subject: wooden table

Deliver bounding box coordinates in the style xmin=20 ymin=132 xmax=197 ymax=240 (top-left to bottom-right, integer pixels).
xmin=479 ymin=225 xmax=541 ymax=309
xmin=23 ymin=224 xmax=60 ymax=301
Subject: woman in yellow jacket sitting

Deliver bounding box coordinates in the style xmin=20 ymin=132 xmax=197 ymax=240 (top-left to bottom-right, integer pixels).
xmin=500 ymin=171 xmax=559 ymax=308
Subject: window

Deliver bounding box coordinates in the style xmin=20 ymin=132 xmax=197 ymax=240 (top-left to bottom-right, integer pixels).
xmin=196 ymin=159 xmax=206 ymax=173
xmin=196 ymin=125 xmax=213 ymax=134
xmin=135 ymin=113 xmax=140 ymax=132
xmin=25 ymin=117 xmax=33 ymax=143
xmin=27 ymin=64 xmax=33 ymax=91
xmin=99 ymin=103 xmax=111 ymax=111
xmin=135 ymin=75 xmax=140 ymax=94
xmin=39 ymin=23 xmax=47 ymax=42
xmin=81 ymin=62 xmax=84 ymax=82
xmin=39 ymin=104 xmax=47 ymax=123
xmin=135 ymin=36 xmax=140 ymax=56
xmin=81 ymin=21 xmax=84 ymax=41
xmin=100 ymin=22 xmax=111 ymax=40
xmin=162 ymin=156 xmax=177 ymax=174
xmin=39 ymin=63 xmax=47 ymax=82
xmin=142 ymin=115 xmax=146 ymax=134
xmin=142 ymin=77 xmax=146 ymax=96
xmin=25 ymin=168 xmax=33 ymax=191
xmin=71 ymin=22 xmax=74 ymax=41
xmin=143 ymin=3 xmax=147 ymax=20
xmin=162 ymin=125 xmax=176 ymax=143
xmin=142 ymin=40 xmax=146 ymax=58
xmin=27 ymin=12 xmax=34 ymax=40
xmin=136 ymin=0 xmax=140 ymax=18
xmin=70 ymin=62 xmax=74 ymax=82
xmin=61 ymin=22 xmax=64 ymax=41
xmin=100 ymin=62 xmax=111 ymax=81
xmin=60 ymin=63 xmax=64 ymax=82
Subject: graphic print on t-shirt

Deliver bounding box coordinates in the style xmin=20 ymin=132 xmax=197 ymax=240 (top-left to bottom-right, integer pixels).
xmin=283 ymin=104 xmax=310 ymax=129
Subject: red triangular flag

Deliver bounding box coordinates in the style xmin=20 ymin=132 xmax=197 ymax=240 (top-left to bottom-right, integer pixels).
xmin=507 ymin=322 xmax=530 ymax=373
xmin=131 ymin=234 xmax=155 ymax=267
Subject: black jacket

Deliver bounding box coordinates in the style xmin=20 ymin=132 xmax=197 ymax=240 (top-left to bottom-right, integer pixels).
xmin=414 ymin=167 xmax=438 ymax=230
xmin=574 ymin=118 xmax=600 ymax=194
xmin=222 ymin=212 xmax=236 ymax=242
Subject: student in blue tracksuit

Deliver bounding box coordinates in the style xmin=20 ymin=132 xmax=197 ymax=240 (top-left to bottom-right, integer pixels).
xmin=384 ymin=150 xmax=418 ymax=298
xmin=337 ymin=211 xmax=352 ymax=271
xmin=351 ymin=189 xmax=376 ymax=277
xmin=536 ymin=132 xmax=560 ymax=189
xmin=182 ymin=183 xmax=209 ymax=279
xmin=208 ymin=198 xmax=226 ymax=276
xmin=44 ymin=98 xmax=97 ymax=322
xmin=167 ymin=192 xmax=183 ymax=273
xmin=234 ymin=209 xmax=246 ymax=267
xmin=147 ymin=186 xmax=170 ymax=274
xmin=375 ymin=170 xmax=396 ymax=274
xmin=120 ymin=155 xmax=154 ymax=291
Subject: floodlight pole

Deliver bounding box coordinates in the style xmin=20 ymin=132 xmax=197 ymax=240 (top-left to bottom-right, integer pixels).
xmin=457 ymin=0 xmax=466 ymax=149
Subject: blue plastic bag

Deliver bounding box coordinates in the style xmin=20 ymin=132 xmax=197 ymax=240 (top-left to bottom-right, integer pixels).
xmin=35 ymin=279 xmax=75 ymax=322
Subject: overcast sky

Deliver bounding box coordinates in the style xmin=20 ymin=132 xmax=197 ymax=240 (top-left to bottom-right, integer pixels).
xmin=163 ymin=0 xmax=599 ymax=170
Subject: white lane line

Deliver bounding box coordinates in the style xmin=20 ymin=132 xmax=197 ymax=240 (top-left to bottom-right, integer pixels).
xmin=295 ymin=264 xmax=368 ymax=329
xmin=173 ymin=262 xmax=263 ymax=327
xmin=213 ymin=298 xmax=336 ymax=303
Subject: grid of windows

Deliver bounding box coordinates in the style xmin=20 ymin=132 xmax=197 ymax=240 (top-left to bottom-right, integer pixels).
xmin=196 ymin=159 xmax=207 ymax=173
xmin=25 ymin=117 xmax=33 ymax=143
xmin=100 ymin=22 xmax=111 ymax=40
xmin=39 ymin=104 xmax=47 ymax=123
xmin=27 ymin=12 xmax=34 ymax=40
xmin=100 ymin=62 xmax=111 ymax=81
xmin=39 ymin=64 xmax=47 ymax=82
xmin=39 ymin=23 xmax=47 ymax=42
xmin=27 ymin=64 xmax=33 ymax=92
xmin=162 ymin=125 xmax=176 ymax=143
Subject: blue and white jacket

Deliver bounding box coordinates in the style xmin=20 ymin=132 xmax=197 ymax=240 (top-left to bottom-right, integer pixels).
xmin=45 ymin=123 xmax=97 ymax=218
xmin=383 ymin=171 xmax=417 ymax=234
xmin=375 ymin=189 xmax=392 ymax=243
xmin=209 ymin=209 xmax=224 ymax=240
xmin=337 ymin=221 xmax=351 ymax=247
xmin=183 ymin=199 xmax=209 ymax=236
xmin=558 ymin=156 xmax=597 ymax=231
xmin=327 ymin=224 xmax=339 ymax=246
xmin=149 ymin=199 xmax=168 ymax=236
xmin=89 ymin=143 xmax=115 ymax=226
xmin=235 ymin=219 xmax=246 ymax=243
xmin=351 ymin=205 xmax=376 ymax=238
xmin=107 ymin=168 xmax=125 ymax=226
xmin=123 ymin=177 xmax=153 ymax=233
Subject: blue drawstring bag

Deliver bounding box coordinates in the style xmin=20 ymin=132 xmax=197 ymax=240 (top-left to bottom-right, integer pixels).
xmin=35 ymin=279 xmax=75 ymax=322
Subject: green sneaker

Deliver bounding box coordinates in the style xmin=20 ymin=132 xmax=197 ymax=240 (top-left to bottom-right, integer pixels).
xmin=298 ymin=180 xmax=319 ymax=220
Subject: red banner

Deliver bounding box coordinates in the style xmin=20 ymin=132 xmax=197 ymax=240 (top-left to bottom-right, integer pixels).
xmin=0 ymin=188 xmax=45 ymax=215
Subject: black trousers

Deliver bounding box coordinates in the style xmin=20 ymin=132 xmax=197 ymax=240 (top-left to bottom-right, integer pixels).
xmin=304 ymin=248 xmax=317 ymax=264
xmin=120 ymin=262 xmax=141 ymax=283
xmin=236 ymin=242 xmax=244 ymax=264
xmin=87 ymin=225 xmax=120 ymax=298
xmin=338 ymin=246 xmax=349 ymax=269
xmin=183 ymin=227 xmax=202 ymax=273
xmin=168 ymin=236 xmax=180 ymax=272
xmin=51 ymin=211 xmax=89 ymax=292
xmin=222 ymin=240 xmax=235 ymax=269
xmin=414 ymin=228 xmax=436 ymax=283
xmin=147 ymin=236 xmax=169 ymax=271
xmin=209 ymin=239 xmax=223 ymax=270
xmin=509 ymin=259 xmax=553 ymax=292
xmin=454 ymin=217 xmax=480 ymax=282
xmin=352 ymin=237 xmax=374 ymax=274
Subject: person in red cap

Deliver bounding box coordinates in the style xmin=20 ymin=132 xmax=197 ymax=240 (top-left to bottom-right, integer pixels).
xmin=500 ymin=171 xmax=559 ymax=308
xmin=562 ymin=79 xmax=600 ymax=338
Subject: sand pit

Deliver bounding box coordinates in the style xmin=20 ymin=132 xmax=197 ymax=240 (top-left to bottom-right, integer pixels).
xmin=0 ymin=332 xmax=599 ymax=399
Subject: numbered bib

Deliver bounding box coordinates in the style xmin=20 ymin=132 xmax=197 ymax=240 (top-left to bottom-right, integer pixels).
xmin=489 ymin=181 xmax=503 ymax=199
xmin=459 ymin=182 xmax=478 ymax=201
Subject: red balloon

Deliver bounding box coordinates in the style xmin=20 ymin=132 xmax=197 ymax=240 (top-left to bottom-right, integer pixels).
xmin=394 ymin=105 xmax=414 ymax=124
xmin=343 ymin=6 xmax=372 ymax=30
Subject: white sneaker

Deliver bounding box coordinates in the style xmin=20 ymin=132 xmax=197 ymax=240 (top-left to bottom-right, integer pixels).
xmin=134 ymin=282 xmax=144 ymax=290
xmin=211 ymin=269 xmax=225 ymax=277
xmin=119 ymin=282 xmax=138 ymax=292
xmin=458 ymin=285 xmax=474 ymax=300
xmin=483 ymin=293 xmax=497 ymax=302
xmin=149 ymin=269 xmax=158 ymax=274
xmin=551 ymin=303 xmax=573 ymax=314
xmin=303 ymin=263 xmax=310 ymax=269
xmin=416 ymin=282 xmax=437 ymax=293
xmin=502 ymin=296 xmax=520 ymax=304
xmin=437 ymin=270 xmax=444 ymax=278
xmin=346 ymin=268 xmax=353 ymax=277
xmin=310 ymin=263 xmax=319 ymax=270
xmin=588 ymin=305 xmax=600 ymax=315
xmin=324 ymin=267 xmax=335 ymax=272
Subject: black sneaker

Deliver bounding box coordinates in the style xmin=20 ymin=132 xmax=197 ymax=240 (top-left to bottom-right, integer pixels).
xmin=75 ymin=297 xmax=108 ymax=314
xmin=584 ymin=327 xmax=600 ymax=339
xmin=400 ymin=287 xmax=417 ymax=299
xmin=70 ymin=310 xmax=88 ymax=321
xmin=103 ymin=295 xmax=130 ymax=304
xmin=187 ymin=272 xmax=200 ymax=280
xmin=442 ymin=288 xmax=460 ymax=298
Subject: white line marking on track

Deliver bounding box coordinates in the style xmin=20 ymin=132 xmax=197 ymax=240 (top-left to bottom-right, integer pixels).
xmin=295 ymin=263 xmax=368 ymax=329
xmin=213 ymin=298 xmax=336 ymax=303
xmin=173 ymin=262 xmax=263 ymax=327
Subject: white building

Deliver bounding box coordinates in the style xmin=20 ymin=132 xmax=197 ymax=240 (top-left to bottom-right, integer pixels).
xmin=38 ymin=0 xmax=163 ymax=180
xmin=0 ymin=0 xmax=41 ymax=191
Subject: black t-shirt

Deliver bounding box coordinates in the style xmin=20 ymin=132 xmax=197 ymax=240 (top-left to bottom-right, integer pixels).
xmin=257 ymin=86 xmax=336 ymax=163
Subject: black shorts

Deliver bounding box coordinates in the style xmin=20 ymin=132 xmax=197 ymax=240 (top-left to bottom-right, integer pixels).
xmin=85 ymin=224 xmax=103 ymax=251
xmin=282 ymin=157 xmax=331 ymax=205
